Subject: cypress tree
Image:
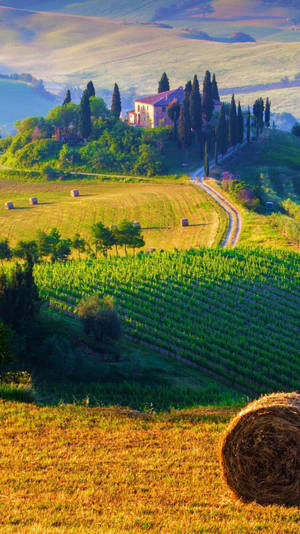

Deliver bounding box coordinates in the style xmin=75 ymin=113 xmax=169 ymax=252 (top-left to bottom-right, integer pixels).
xmin=190 ymin=75 xmax=202 ymax=148
xmin=211 ymin=73 xmax=220 ymax=101
xmin=229 ymin=94 xmax=237 ymax=146
xmin=178 ymin=95 xmax=192 ymax=157
xmin=111 ymin=83 xmax=122 ymax=119
xmin=214 ymin=141 xmax=218 ymax=165
xmin=79 ymin=89 xmax=91 ymax=139
xmin=216 ymin=103 xmax=228 ymax=156
xmin=185 ymin=80 xmax=192 ymax=97
xmin=247 ymin=107 xmax=251 ymax=143
xmin=253 ymin=98 xmax=264 ymax=135
xmin=158 ymin=72 xmax=170 ymax=93
xmin=63 ymin=89 xmax=71 ymax=106
xmin=204 ymin=142 xmax=209 ymax=177
xmin=86 ymin=80 xmax=96 ymax=98
xmin=265 ymin=97 xmax=271 ymax=127
xmin=167 ymin=99 xmax=181 ymax=139
xmin=237 ymin=101 xmax=244 ymax=144
xmin=202 ymin=70 xmax=214 ymax=122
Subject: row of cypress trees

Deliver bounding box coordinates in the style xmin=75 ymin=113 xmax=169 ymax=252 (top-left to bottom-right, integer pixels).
xmin=63 ymin=81 xmax=122 ymax=140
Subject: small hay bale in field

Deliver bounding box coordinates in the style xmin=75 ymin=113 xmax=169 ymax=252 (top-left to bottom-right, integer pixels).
xmin=5 ymin=201 xmax=14 ymax=210
xmin=29 ymin=197 xmax=38 ymax=205
xmin=220 ymin=392 xmax=300 ymax=506
xmin=71 ymin=189 xmax=79 ymax=197
xmin=181 ymin=218 xmax=189 ymax=227
xmin=133 ymin=221 xmax=141 ymax=228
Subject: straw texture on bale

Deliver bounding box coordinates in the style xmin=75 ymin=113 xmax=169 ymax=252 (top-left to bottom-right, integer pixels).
xmin=181 ymin=218 xmax=189 ymax=227
xmin=71 ymin=190 xmax=79 ymax=197
xmin=29 ymin=197 xmax=38 ymax=205
xmin=5 ymin=201 xmax=14 ymax=210
xmin=220 ymin=393 xmax=300 ymax=506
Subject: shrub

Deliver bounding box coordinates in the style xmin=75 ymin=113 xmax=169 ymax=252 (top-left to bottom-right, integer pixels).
xmin=77 ymin=295 xmax=122 ymax=343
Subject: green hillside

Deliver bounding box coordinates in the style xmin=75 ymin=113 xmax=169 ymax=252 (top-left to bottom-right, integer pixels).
xmin=0 ymin=78 xmax=54 ymax=135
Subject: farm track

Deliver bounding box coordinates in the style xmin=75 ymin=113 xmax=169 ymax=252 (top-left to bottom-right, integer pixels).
xmin=191 ymin=146 xmax=243 ymax=248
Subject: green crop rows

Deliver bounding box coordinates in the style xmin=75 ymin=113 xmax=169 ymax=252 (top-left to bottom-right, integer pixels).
xmin=34 ymin=248 xmax=300 ymax=394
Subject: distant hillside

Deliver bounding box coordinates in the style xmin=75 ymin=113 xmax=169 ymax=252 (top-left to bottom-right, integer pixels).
xmin=0 ymin=78 xmax=55 ymax=135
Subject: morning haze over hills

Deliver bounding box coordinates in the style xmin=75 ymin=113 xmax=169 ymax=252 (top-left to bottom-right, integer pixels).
xmin=0 ymin=0 xmax=300 ymax=131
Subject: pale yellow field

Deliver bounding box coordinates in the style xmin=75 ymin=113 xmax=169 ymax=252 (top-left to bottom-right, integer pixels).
xmin=0 ymin=180 xmax=227 ymax=250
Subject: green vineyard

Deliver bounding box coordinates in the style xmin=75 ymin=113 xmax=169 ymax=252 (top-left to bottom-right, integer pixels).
xmin=35 ymin=248 xmax=300 ymax=394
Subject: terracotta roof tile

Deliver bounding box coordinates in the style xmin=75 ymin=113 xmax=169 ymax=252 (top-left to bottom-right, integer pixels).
xmin=134 ymin=87 xmax=185 ymax=107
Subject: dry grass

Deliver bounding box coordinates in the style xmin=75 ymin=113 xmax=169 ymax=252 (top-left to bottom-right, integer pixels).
xmin=1 ymin=400 xmax=300 ymax=533
xmin=0 ymin=180 xmax=227 ymax=250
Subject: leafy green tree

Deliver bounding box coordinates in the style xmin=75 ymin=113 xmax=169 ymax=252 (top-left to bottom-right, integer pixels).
xmin=36 ymin=228 xmax=71 ymax=262
xmin=212 ymin=73 xmax=220 ymax=101
xmin=63 ymin=89 xmax=71 ymax=105
xmin=86 ymin=80 xmax=96 ymax=98
xmin=190 ymin=75 xmax=203 ymax=150
xmin=113 ymin=220 xmax=145 ymax=256
xmin=79 ymin=90 xmax=92 ymax=139
xmin=178 ymin=96 xmax=192 ymax=157
xmin=14 ymin=240 xmax=39 ymax=263
xmin=265 ymin=97 xmax=271 ymax=127
xmin=133 ymin=144 xmax=166 ymax=176
xmin=202 ymin=71 xmax=214 ymax=121
xmin=72 ymin=234 xmax=86 ymax=259
xmin=216 ymin=103 xmax=228 ymax=155
xmin=91 ymin=222 xmax=115 ymax=256
xmin=77 ymin=294 xmax=122 ymax=343
xmin=89 ymin=97 xmax=109 ymax=119
xmin=47 ymin=103 xmax=79 ymax=129
xmin=237 ymin=101 xmax=244 ymax=144
xmin=111 ymin=83 xmax=122 ymax=119
xmin=167 ymin=98 xmax=181 ymax=139
xmin=229 ymin=94 xmax=237 ymax=146
xmin=0 ymin=240 xmax=12 ymax=268
xmin=204 ymin=142 xmax=209 ymax=177
xmin=158 ymin=72 xmax=170 ymax=93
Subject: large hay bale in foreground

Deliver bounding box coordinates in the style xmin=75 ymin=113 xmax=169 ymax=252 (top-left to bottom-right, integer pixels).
xmin=220 ymin=393 xmax=300 ymax=506
xmin=29 ymin=197 xmax=38 ymax=205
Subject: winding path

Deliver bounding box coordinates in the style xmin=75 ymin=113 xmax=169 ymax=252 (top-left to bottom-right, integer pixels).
xmin=190 ymin=149 xmax=242 ymax=248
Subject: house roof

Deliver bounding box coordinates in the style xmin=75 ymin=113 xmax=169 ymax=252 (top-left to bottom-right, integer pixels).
xmin=134 ymin=87 xmax=185 ymax=107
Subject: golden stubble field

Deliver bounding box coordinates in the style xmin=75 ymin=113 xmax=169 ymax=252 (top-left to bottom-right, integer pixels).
xmin=1 ymin=401 xmax=300 ymax=534
xmin=0 ymin=180 xmax=227 ymax=251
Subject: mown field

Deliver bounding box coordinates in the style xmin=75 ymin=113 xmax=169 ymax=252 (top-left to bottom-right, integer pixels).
xmin=35 ymin=248 xmax=300 ymax=396
xmin=2 ymin=400 xmax=300 ymax=534
xmin=0 ymin=180 xmax=227 ymax=250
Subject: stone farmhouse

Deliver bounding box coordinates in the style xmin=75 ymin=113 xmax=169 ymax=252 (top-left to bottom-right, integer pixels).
xmin=128 ymin=87 xmax=222 ymax=129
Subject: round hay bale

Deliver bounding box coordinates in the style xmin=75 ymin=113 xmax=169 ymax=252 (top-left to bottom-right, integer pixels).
xmin=133 ymin=221 xmax=141 ymax=228
xmin=29 ymin=197 xmax=38 ymax=205
xmin=5 ymin=201 xmax=14 ymax=210
xmin=220 ymin=392 xmax=300 ymax=506
xmin=181 ymin=218 xmax=189 ymax=227
xmin=71 ymin=189 xmax=79 ymax=197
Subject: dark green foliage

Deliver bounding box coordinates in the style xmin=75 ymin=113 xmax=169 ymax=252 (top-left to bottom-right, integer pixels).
xmin=237 ymin=102 xmax=244 ymax=144
xmin=72 ymin=234 xmax=86 ymax=258
xmin=14 ymin=240 xmax=39 ymax=263
xmin=214 ymin=141 xmax=218 ymax=165
xmin=0 ymin=323 xmax=12 ymax=365
xmin=0 ymin=259 xmax=41 ymax=333
xmin=216 ymin=103 xmax=228 ymax=155
xmin=204 ymin=142 xmax=209 ymax=177
xmin=292 ymin=122 xmax=300 ymax=137
xmin=91 ymin=222 xmax=115 ymax=256
xmin=158 ymin=72 xmax=170 ymax=93
xmin=247 ymin=107 xmax=251 ymax=143
xmin=63 ymin=89 xmax=71 ymax=105
xmin=185 ymin=80 xmax=192 ymax=97
xmin=36 ymin=228 xmax=71 ymax=262
xmin=77 ymin=294 xmax=122 ymax=343
xmin=265 ymin=97 xmax=271 ymax=127
xmin=0 ymin=240 xmax=12 ymax=264
xmin=211 ymin=73 xmax=220 ymax=101
xmin=79 ymin=89 xmax=92 ymax=139
xmin=111 ymin=83 xmax=122 ymax=119
xmin=167 ymin=98 xmax=180 ymax=139
xmin=202 ymin=70 xmax=214 ymax=122
xmin=86 ymin=80 xmax=96 ymax=98
xmin=112 ymin=220 xmax=145 ymax=255
xmin=190 ymin=75 xmax=202 ymax=145
xmin=253 ymin=97 xmax=264 ymax=135
xmin=229 ymin=94 xmax=237 ymax=146
xmin=178 ymin=96 xmax=192 ymax=152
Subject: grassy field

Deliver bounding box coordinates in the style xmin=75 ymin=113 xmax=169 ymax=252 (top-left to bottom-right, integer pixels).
xmin=0 ymin=180 xmax=227 ymax=250
xmin=3 ymin=400 xmax=300 ymax=533
xmin=35 ymin=248 xmax=300 ymax=395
